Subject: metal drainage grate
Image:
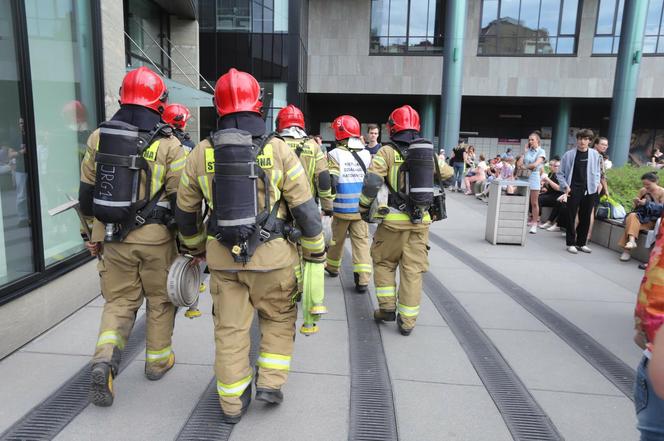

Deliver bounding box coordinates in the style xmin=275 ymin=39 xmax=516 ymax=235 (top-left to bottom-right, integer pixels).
xmin=429 ymin=232 xmax=636 ymax=399
xmin=0 ymin=314 xmax=148 ymax=441
xmin=423 ymin=272 xmax=563 ymax=441
xmin=176 ymin=317 xmax=261 ymax=441
xmin=341 ymin=250 xmax=398 ymax=441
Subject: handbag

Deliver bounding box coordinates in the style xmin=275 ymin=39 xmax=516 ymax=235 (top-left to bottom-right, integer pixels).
xmin=515 ymin=167 xmax=532 ymax=179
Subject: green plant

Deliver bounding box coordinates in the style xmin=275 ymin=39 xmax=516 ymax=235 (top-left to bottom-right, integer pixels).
xmin=606 ymin=164 xmax=664 ymax=210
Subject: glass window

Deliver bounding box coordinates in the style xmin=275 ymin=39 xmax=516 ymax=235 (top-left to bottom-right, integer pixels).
xmin=370 ymin=0 xmax=444 ymax=55
xmin=478 ymin=0 xmax=580 ymax=55
xmin=216 ymin=0 xmax=287 ymax=33
xmin=593 ymin=0 xmax=664 ymax=55
xmin=25 ymin=0 xmax=100 ymax=266
xmin=125 ymin=0 xmax=171 ymax=76
xmin=0 ymin=1 xmax=36 ymax=284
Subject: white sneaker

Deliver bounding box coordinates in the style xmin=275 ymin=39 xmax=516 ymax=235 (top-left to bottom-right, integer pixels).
xmin=620 ymin=251 xmax=631 ymax=262
xmin=578 ymin=245 xmax=592 ymax=253
xmin=539 ymin=221 xmax=552 ymax=229
xmin=547 ymin=225 xmax=561 ymax=232
xmin=625 ymin=240 xmax=637 ymax=250
xmin=567 ymin=246 xmax=578 ymax=254
xmin=529 ymin=225 xmax=537 ymax=234
xmin=561 ymin=232 xmax=566 ymax=237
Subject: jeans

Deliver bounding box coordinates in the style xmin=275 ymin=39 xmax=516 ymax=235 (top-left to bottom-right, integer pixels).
xmin=636 ymin=356 xmax=664 ymax=441
xmin=15 ymin=171 xmax=28 ymax=222
xmin=453 ymin=162 xmax=464 ymax=189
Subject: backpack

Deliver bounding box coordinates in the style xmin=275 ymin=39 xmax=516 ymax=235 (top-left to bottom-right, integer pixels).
xmin=207 ymin=129 xmax=286 ymax=264
xmin=93 ymin=120 xmax=171 ymax=241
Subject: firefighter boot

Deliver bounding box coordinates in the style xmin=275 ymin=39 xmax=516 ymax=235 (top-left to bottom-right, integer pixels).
xmin=374 ymin=309 xmax=396 ymax=323
xmin=324 ymin=266 xmax=338 ymax=277
xmin=145 ymin=352 xmax=175 ymax=381
xmin=255 ymin=387 xmax=284 ymax=405
xmin=354 ymin=273 xmax=368 ymax=293
xmin=90 ymin=362 xmax=114 ymax=407
xmin=397 ymin=314 xmax=413 ymax=336
xmin=220 ymin=384 xmax=252 ymax=424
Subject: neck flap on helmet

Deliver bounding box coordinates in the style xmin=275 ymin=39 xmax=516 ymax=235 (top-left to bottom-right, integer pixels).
xmin=218 ymin=111 xmax=266 ymax=138
xmin=391 ymin=129 xmax=420 ymax=147
xmin=279 ymin=126 xmax=307 ymax=139
xmin=112 ymin=104 xmax=162 ymax=131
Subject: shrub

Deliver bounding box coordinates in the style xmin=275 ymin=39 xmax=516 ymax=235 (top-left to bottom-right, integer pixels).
xmin=606 ymin=164 xmax=664 ymax=210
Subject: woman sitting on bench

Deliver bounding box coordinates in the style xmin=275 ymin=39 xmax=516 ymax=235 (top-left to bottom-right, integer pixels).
xmin=619 ymin=172 xmax=664 ymax=262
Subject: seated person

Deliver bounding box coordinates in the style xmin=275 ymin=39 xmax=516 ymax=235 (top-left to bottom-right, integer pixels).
xmin=464 ymin=154 xmax=487 ymax=195
xmin=476 ymin=156 xmax=514 ymax=200
xmin=619 ymin=172 xmax=664 ymax=262
xmin=538 ymin=159 xmax=564 ymax=231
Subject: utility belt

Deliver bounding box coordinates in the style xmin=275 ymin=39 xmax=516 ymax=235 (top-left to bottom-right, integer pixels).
xmin=387 ymin=192 xmax=446 ymax=223
xmin=104 ymin=200 xmax=174 ymax=242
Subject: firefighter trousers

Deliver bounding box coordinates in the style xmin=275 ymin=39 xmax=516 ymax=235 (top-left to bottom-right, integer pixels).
xmin=325 ymin=217 xmax=372 ymax=285
xmin=92 ymin=241 xmax=177 ymax=374
xmin=371 ymin=225 xmax=429 ymax=329
xmin=210 ymin=266 xmax=298 ymax=416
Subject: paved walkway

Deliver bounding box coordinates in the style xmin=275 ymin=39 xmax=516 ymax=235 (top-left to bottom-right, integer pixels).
xmin=0 ymin=193 xmax=644 ymax=441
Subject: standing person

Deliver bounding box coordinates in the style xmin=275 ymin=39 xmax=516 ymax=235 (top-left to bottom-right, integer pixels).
xmin=365 ymin=124 xmax=382 ymax=156
xmin=556 ymin=129 xmax=602 ymax=254
xmin=521 ymin=132 xmax=547 ymax=234
xmin=162 ymin=103 xmax=195 ymax=153
xmin=9 ymin=117 xmax=29 ymax=227
xmin=587 ymin=136 xmax=611 ymax=242
xmin=633 ymin=219 xmax=664 ymax=439
xmin=78 ymin=67 xmax=185 ymax=406
xmin=325 ymin=115 xmax=372 ymax=293
xmin=175 ymin=68 xmax=325 ymax=423
xmin=358 ymin=105 xmax=453 ymax=335
xmin=451 ymin=143 xmax=466 ymax=192
xmin=276 ymin=104 xmax=334 ymax=215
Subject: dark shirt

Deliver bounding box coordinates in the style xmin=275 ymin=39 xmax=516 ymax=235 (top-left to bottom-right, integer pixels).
xmin=571 ymin=149 xmax=588 ymax=190
xmin=452 ymin=147 xmax=465 ymax=163
xmin=366 ymin=143 xmax=381 ymax=155
xmin=545 ymin=173 xmax=562 ymax=195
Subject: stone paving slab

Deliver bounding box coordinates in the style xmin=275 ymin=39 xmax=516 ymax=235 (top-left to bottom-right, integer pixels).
xmin=393 ymin=380 xmax=512 ymax=441
xmin=290 ymin=318 xmax=349 ymax=376
xmin=229 ymin=371 xmax=350 ymax=441
xmin=484 ymin=328 xmax=624 ymax=396
xmin=0 ymin=351 xmax=89 ymax=433
xmin=531 ymin=389 xmax=638 ymax=441
xmin=54 ymin=361 xmax=211 ymax=441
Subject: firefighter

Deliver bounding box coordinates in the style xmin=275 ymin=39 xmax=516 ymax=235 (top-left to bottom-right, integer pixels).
xmin=175 ymin=68 xmax=325 ymax=423
xmin=162 ymin=103 xmax=195 ymax=153
xmin=276 ymin=104 xmax=333 ymax=214
xmin=79 ymin=66 xmax=186 ymax=406
xmin=325 ymin=115 xmax=372 ymax=292
xmin=358 ymin=105 xmax=453 ymax=335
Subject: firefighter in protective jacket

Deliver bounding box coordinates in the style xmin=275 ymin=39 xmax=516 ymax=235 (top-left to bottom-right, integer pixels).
xmin=78 ymin=66 xmax=186 ymax=406
xmin=358 ymin=105 xmax=453 ymax=335
xmin=325 ymin=115 xmax=372 ymax=292
xmin=175 ymin=68 xmax=326 ymax=423
xmin=276 ymin=104 xmax=333 ymax=214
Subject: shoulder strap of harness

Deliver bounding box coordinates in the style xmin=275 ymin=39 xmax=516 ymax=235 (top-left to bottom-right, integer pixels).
xmin=349 ymin=149 xmax=367 ymax=175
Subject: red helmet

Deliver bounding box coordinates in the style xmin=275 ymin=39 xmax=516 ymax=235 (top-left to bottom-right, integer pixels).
xmin=163 ymin=103 xmax=191 ymax=130
xmin=119 ymin=67 xmax=168 ymax=113
xmin=387 ymin=105 xmax=421 ymax=135
xmin=331 ymin=115 xmax=361 ymax=141
xmin=276 ymin=104 xmax=305 ymax=131
xmin=214 ymin=68 xmax=263 ymax=117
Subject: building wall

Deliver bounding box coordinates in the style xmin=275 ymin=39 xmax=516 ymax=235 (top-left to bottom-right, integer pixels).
xmin=100 ymin=0 xmax=126 ymax=118
xmin=307 ymin=0 xmax=664 ymax=98
xmin=170 ymin=15 xmax=201 ymax=142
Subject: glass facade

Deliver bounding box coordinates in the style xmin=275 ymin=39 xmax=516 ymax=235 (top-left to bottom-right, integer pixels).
xmin=478 ymin=0 xmax=580 ymax=55
xmin=207 ymin=0 xmax=289 ymax=33
xmin=0 ymin=0 xmax=101 ymax=301
xmin=125 ymin=0 xmax=171 ymax=76
xmin=370 ymin=0 xmax=444 ymax=54
xmin=593 ymin=0 xmax=664 ymax=55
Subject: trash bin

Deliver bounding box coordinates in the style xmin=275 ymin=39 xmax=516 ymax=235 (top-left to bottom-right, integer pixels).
xmin=485 ymin=180 xmax=530 ymax=246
